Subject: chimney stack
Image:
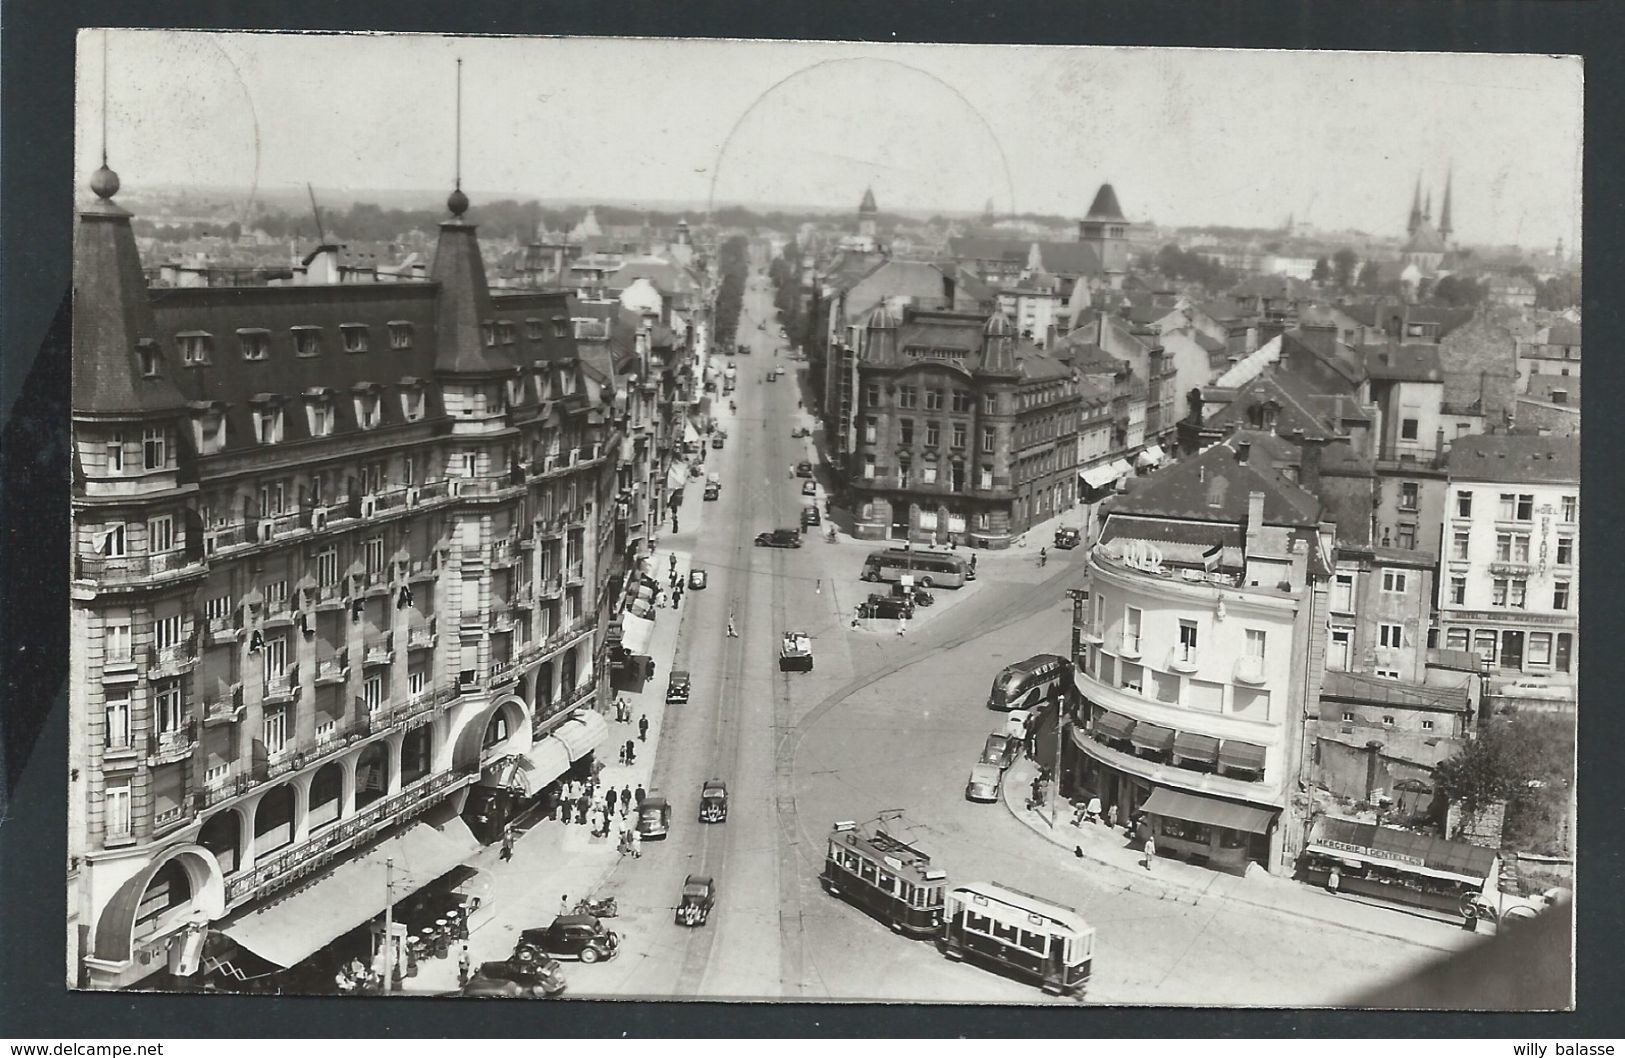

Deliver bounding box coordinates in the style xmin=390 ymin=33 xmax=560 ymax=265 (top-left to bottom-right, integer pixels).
xmin=1244 ymin=490 xmax=1266 ymax=557
xmin=1236 ymin=440 xmax=1252 ymax=464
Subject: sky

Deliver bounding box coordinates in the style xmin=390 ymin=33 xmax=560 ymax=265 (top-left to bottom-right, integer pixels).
xmin=77 ymin=31 xmax=1583 ymax=251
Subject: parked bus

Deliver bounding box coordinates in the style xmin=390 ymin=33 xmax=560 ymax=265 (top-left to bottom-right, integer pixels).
xmin=822 ymin=821 xmax=948 ymax=936
xmin=987 ymin=653 xmax=1074 ymax=712
xmin=941 ymin=881 xmax=1095 ymax=997
xmin=860 ymin=547 xmax=970 ymax=589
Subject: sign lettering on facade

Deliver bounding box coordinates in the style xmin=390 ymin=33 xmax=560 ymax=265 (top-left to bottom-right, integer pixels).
xmin=1318 ymin=838 xmax=1426 ymax=867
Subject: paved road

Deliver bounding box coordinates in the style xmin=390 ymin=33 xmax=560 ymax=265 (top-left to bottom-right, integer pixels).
xmin=560 ymin=253 xmax=1461 ymax=1005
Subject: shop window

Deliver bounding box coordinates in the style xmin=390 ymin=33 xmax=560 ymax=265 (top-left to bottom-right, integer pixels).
xmin=1445 ymin=627 xmax=1469 ymax=652
xmin=1528 ymin=633 xmax=1553 ymax=667
xmin=1473 ymin=630 xmax=1498 ymax=666
xmin=1555 ymin=633 xmax=1573 ymax=672
xmin=1160 ymin=817 xmax=1211 ymax=844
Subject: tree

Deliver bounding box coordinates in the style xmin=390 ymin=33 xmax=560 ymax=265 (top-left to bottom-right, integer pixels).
xmin=1430 ymin=274 xmax=1486 ymax=309
xmin=1310 ymin=257 xmax=1332 ymax=286
xmin=1434 ymin=726 xmax=1531 ymax=837
xmin=1332 ymin=248 xmax=1359 ymax=290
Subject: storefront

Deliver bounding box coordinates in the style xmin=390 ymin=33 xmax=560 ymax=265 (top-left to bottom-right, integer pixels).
xmin=1299 ymin=816 xmax=1498 ymax=920
xmin=1139 ymin=787 xmax=1275 ymax=875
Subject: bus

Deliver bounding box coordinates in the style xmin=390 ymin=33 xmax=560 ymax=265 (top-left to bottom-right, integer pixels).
xmin=822 ymin=821 xmax=948 ymax=937
xmin=860 ymin=547 xmax=971 ymax=589
xmin=987 ymin=653 xmax=1074 ymax=712
xmin=941 ymin=881 xmax=1095 ymax=997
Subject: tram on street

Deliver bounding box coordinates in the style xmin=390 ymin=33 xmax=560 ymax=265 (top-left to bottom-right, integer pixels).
xmin=821 ymin=821 xmax=948 ymax=936
xmin=860 ymin=547 xmax=970 ymax=589
xmin=941 ymin=881 xmax=1095 ymax=998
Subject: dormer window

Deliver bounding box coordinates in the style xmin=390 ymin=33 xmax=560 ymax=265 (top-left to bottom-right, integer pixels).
xmin=341 ymin=324 xmax=370 ymax=353
xmin=526 ymin=318 xmax=545 ymax=340
xmin=496 ymin=321 xmax=516 ymax=345
xmin=353 ymin=385 xmax=384 ymax=430
xmin=292 ymin=327 xmax=322 ymax=358
xmin=387 ymin=321 xmax=414 ymax=350
xmin=177 ymin=332 xmax=213 ymax=366
xmin=552 ymin=316 xmax=569 ymax=339
xmin=400 ymin=384 xmax=426 ymax=422
xmin=250 ymin=399 xmax=286 ymax=445
xmin=136 ymin=339 xmax=161 ymax=378
xmin=191 ymin=408 xmax=227 ymax=456
xmin=237 ymin=328 xmax=270 ymax=361
xmin=106 ymin=432 xmax=125 ymax=473
xmin=307 ymin=397 xmax=335 ymax=438
xmin=481 ymin=322 xmax=497 ymax=347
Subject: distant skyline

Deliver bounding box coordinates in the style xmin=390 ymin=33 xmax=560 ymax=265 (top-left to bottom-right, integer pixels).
xmin=79 ymin=32 xmax=1582 ymax=252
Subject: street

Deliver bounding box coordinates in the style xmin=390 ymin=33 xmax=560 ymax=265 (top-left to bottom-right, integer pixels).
xmin=461 ymin=252 xmax=1469 ymax=1005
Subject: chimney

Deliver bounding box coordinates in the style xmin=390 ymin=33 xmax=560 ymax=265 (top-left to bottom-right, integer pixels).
xmin=942 ymin=270 xmax=957 ymax=307
xmin=1235 ymin=440 xmax=1252 ymax=464
xmin=1244 ymin=490 xmax=1266 ymax=555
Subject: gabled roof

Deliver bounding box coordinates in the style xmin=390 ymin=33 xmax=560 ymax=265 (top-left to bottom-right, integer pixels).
xmin=1445 ymin=433 xmax=1579 ymax=484
xmin=859 ymin=187 xmax=878 ymax=214
xmin=1544 ymin=320 xmax=1581 ymax=346
xmin=1321 ymin=670 xmax=1469 ymax=713
xmin=1230 ymin=274 xmax=1314 ymax=301
xmin=1110 ymin=432 xmax=1323 ymax=526
xmin=1363 ymin=342 xmax=1443 ymax=383
xmin=947 ymin=238 xmax=1105 ymax=278
xmin=1526 ymin=374 xmax=1578 ymax=404
xmin=1201 ymin=368 xmax=1339 ymax=441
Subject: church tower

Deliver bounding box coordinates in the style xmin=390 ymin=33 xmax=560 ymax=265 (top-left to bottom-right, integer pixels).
xmin=1438 ymin=170 xmax=1453 ymax=245
xmin=858 ymin=187 xmax=878 ymax=241
xmin=1077 ymin=183 xmax=1130 ymax=288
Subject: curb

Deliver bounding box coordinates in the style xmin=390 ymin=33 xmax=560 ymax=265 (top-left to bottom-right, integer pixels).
xmin=997 ymin=766 xmax=1468 ymax=953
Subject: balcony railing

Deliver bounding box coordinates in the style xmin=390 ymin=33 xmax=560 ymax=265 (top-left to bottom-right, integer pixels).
xmin=364 ymin=633 xmax=393 ymax=666
xmin=147 ymin=722 xmax=196 ymax=766
xmin=204 ymin=614 xmax=241 ymax=646
xmin=194 ymin=771 xmax=250 ymax=810
xmin=1375 ymin=444 xmax=1447 ymax=470
xmin=456 ymin=473 xmax=526 ymax=498
xmin=565 ymin=563 xmax=586 ymax=586
xmin=225 ymin=767 xmax=468 ymax=906
xmin=460 ymin=546 xmax=486 ymax=566
xmin=77 ymin=549 xmax=205 ymax=582
xmin=262 ymin=669 xmax=299 ymax=705
xmin=314 ymin=649 xmax=349 ymax=685
xmin=201 ymin=686 xmax=244 ymax=726
xmin=374 ymin=684 xmax=456 ymax=732
xmin=314 ymin=582 xmax=346 ymax=609
xmin=147 ymin=641 xmax=199 ymax=675
xmin=406 ymin=621 xmax=436 ymax=652
xmin=538 ymin=575 xmax=564 ymax=598
xmin=491 ymin=538 xmax=520 ymax=566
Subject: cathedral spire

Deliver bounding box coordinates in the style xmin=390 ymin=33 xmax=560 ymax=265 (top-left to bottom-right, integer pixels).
xmin=1407 ymin=175 xmax=1423 ymax=236
xmin=1439 ymin=168 xmax=1453 ymax=242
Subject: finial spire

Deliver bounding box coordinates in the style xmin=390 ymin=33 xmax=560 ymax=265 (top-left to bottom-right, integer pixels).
xmin=447 ymin=58 xmax=468 ymax=218
xmin=90 ymin=29 xmax=120 ymax=200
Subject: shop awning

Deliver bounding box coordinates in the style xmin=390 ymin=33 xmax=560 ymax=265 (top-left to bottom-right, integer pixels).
xmin=1218 ymin=739 xmax=1268 ymax=771
xmin=666 ymin=462 xmax=690 ymax=491
xmin=683 ymin=421 xmax=702 ymax=444
xmin=1108 ymin=458 xmax=1135 ymax=479
xmin=1093 ymin=710 xmax=1136 ymax=742
xmin=1080 ymin=463 xmax=1121 ymax=490
xmin=1135 ymin=444 xmax=1167 ymax=468
xmin=1141 ymin=787 xmax=1276 ymax=835
xmin=620 ymin=612 xmax=655 ymax=655
xmin=552 ymin=710 xmax=609 ymax=761
xmin=1308 ymin=817 xmax=1497 ymax=883
xmin=220 ymin=821 xmax=480 ymax=968
xmin=1129 ymin=720 xmax=1175 ymax=753
xmin=1172 ymin=731 xmax=1220 ymax=764
xmin=484 ymin=737 xmax=571 ymax=794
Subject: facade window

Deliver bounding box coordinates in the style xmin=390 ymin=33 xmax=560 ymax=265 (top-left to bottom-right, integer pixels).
xmin=1517 ymin=494 xmax=1534 ymax=521
xmin=364 ymin=535 xmax=385 ymax=575
xmin=257 ymin=480 xmax=287 ymax=517
xmin=525 ymin=319 xmax=544 ymax=340
xmin=136 ymin=340 xmax=161 ymax=378
xmin=1381 ymin=715 xmax=1396 ymax=726
xmin=1396 ymin=524 xmax=1416 ymax=551
xmin=1561 ymin=495 xmax=1577 ymax=523
xmin=1331 ymin=573 xmax=1354 ymax=612
xmin=863 ymin=455 xmax=876 ymax=481
xmin=357 ymin=393 xmax=383 ymax=430
xmin=364 ymin=673 xmax=385 ymax=712
xmin=1556 ymin=633 xmax=1573 ymax=672
xmin=315 ymin=547 xmax=339 ymax=587
xmin=1510 ymin=579 xmax=1528 ymax=608
xmin=1491 ymin=578 xmax=1508 ymax=607
xmin=1177 ymin=620 xmax=1198 ymax=661
xmin=983 ymin=393 xmax=997 ymax=415
xmin=1421 ymin=719 xmax=1435 ymax=732
xmin=1474 ymin=630 xmax=1498 ymax=665
xmin=481 ymin=322 xmax=496 ymax=347
xmin=263 ymin=705 xmax=290 ymax=756
xmin=551 ymin=318 xmax=568 ymax=339
xmin=1497 ymin=493 xmax=1515 ymax=520
xmin=1379 ymin=623 xmax=1403 ymax=649
xmin=863 ymin=417 xmax=877 ymax=444
xmin=921 ymin=464 xmax=938 ymax=486
xmin=952 ymin=390 xmax=974 ymax=413
xmin=898 ymin=465 xmax=911 ymax=489
xmin=106 ymin=433 xmax=125 ymax=473
xmin=1451 ymin=531 xmax=1470 ymax=561
xmin=147 ymin=514 xmax=174 ymax=554
xmin=106 ymin=622 xmax=132 ymax=663
xmin=1556 ymin=536 xmax=1573 ymax=566
xmin=154 ymin=680 xmax=183 ymax=733
xmin=1123 ymin=606 xmax=1142 ymax=653
xmin=926 ymin=421 xmax=940 ymax=447
xmin=292 ymin=327 xmax=322 ymax=357
xmin=1553 ymin=581 xmax=1571 ymax=611
xmin=341 ymin=325 xmax=369 ymax=353
xmin=864 ymin=384 xmax=880 ymax=407
xmin=1449 ymin=576 xmax=1466 ymax=605
xmin=177 ymin=332 xmax=213 ymax=366
xmin=1528 ymin=632 xmax=1553 ymax=667
xmin=1341 ymin=711 xmax=1356 ymax=723
xmin=238 ymin=329 xmax=270 ymax=361
xmin=254 ymin=407 xmax=285 ymax=445
xmin=154 ymin=613 xmax=183 ymax=651
xmin=1398 ymin=482 xmax=1419 ymax=511
xmin=310 ymin=401 xmax=334 ymax=437
xmin=388 ymin=322 xmax=413 ymax=350
xmin=105 ymin=781 xmax=132 ymax=840
xmin=1445 ymin=627 xmax=1469 ymax=652
xmin=1456 ymin=491 xmax=1472 ymax=518
xmin=925 ymin=389 xmax=943 ymax=411
xmin=897 ymin=386 xmax=918 ymax=408
xmin=143 ymin=427 xmax=167 ymax=471
xmin=952 ymin=422 xmax=967 ymax=449
xmin=899 ymin=419 xmax=914 ymax=446
xmin=408 ymin=669 xmax=427 ymax=696
xmin=981 ymin=426 xmax=996 ymax=453
xmin=1400 ymin=418 xmax=1418 ymax=441
xmin=1382 ymin=570 xmax=1408 ymax=594
xmin=105 ymin=695 xmax=132 ymax=749
xmin=978 ymin=465 xmax=993 ymax=490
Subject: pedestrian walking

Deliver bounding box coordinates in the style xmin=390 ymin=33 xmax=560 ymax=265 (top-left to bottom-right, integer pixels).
xmin=674 ymin=587 xmax=684 ymax=607
xmin=897 ymin=617 xmax=908 ymax=636
xmin=624 ymin=738 xmax=637 ymax=765
xmin=576 ymin=792 xmax=591 ymax=826
xmin=727 ymin=613 xmax=739 ymax=638
xmin=560 ymin=798 xmax=573 ymax=825
xmin=638 ymin=714 xmax=649 ymax=742
xmin=815 ymin=578 xmax=822 ymax=595
xmin=619 ymin=785 xmax=631 ymax=817
xmin=1039 ymin=547 xmax=1048 ymax=567
xmin=1142 ymin=833 xmax=1157 ymax=871
xmin=635 ymin=784 xmax=646 ymax=806
xmin=618 ymin=742 xmax=628 ymax=766
xmin=631 ymin=827 xmax=643 ymax=858
xmin=969 ymin=555 xmax=977 ymax=577
xmin=605 ymin=787 xmax=617 ymax=815
xmin=499 ymin=823 xmax=515 ymax=862
xmin=457 ymin=945 xmax=472 ymax=988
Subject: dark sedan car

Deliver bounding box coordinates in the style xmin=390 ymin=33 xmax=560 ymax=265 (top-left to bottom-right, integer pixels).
xmin=862 ymin=593 xmax=914 ymax=620
xmin=754 ymin=528 xmax=802 ymax=548
xmin=461 ymin=959 xmax=566 ymax=999
xmin=796 ymin=461 xmax=813 ymax=477
xmin=676 ymin=874 xmax=717 ymax=927
xmin=979 ymin=733 xmax=1021 ymax=771
xmin=514 ymin=916 xmax=620 ymax=964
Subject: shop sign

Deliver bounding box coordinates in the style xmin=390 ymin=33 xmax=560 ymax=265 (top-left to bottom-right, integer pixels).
xmin=1318 ymin=838 xmax=1425 ymax=867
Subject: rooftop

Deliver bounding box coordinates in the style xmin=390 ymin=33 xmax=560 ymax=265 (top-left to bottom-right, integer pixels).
xmin=1444 ymin=432 xmax=1579 ymax=485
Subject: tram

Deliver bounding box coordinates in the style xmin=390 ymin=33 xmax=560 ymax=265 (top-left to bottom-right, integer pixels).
xmin=821 ymin=821 xmax=947 ymax=936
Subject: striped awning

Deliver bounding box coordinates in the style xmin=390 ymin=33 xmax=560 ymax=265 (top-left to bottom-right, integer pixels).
xmin=1129 ymin=721 xmax=1175 ymax=753
xmin=1093 ymin=710 xmax=1136 ymax=742
xmin=1218 ymin=739 xmax=1268 ymax=771
xmin=1172 ymin=731 xmax=1220 ymax=764
xmin=1080 ymin=463 xmax=1121 ymax=490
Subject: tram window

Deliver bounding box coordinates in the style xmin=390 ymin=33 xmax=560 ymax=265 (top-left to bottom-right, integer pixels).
xmin=1019 ymin=930 xmax=1048 ymax=955
xmin=860 ymin=860 xmax=877 ymax=883
xmin=932 ymin=887 xmax=943 ymax=907
xmin=964 ymin=910 xmax=993 ymax=935
xmin=992 ymin=920 xmax=1021 ymax=944
xmin=900 ymin=881 xmax=915 ymax=905
xmin=878 ymin=872 xmax=896 ymax=894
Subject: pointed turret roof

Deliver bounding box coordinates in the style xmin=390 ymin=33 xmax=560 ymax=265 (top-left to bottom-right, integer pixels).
xmin=72 ymin=166 xmax=187 ymax=419
xmin=1439 ymin=170 xmax=1453 ymax=240
xmin=859 ymin=187 xmax=878 ymax=215
xmin=1084 ymin=183 xmax=1127 ymax=222
xmin=979 ymin=312 xmax=1019 ymax=374
xmin=430 ymin=190 xmax=509 ymax=375
xmin=1407 ymin=176 xmax=1423 ymax=236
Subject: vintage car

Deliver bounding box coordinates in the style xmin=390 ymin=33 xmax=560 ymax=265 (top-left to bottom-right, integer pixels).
xmin=737 ymin=342 xmax=750 ymax=355
xmin=675 ymin=874 xmax=717 ymax=928
xmin=779 ymin=631 xmax=814 ymax=672
xmin=800 ymin=505 xmax=821 ymax=528
xmin=636 ymin=795 xmax=672 ymax=839
xmin=979 ymin=733 xmax=1021 ymax=771
xmin=791 ymin=426 xmax=810 ymax=438
xmin=666 ymin=670 xmax=691 ymax=705
xmin=461 ymin=958 xmax=566 ymax=999
xmin=754 ymin=528 xmax=802 ymax=549
xmin=699 ymin=779 xmax=728 ymax=823
xmin=1003 ymin=709 xmax=1038 ymax=741
xmin=862 ymin=593 xmax=914 ymax=621
xmin=1054 ymin=527 xmax=1082 ymax=549
xmin=890 ymin=581 xmax=933 ymax=607
xmin=711 ymin=435 xmax=725 ymax=450
xmin=965 ymin=763 xmax=1003 ymax=803
xmin=795 ymin=461 xmax=813 ymax=478
xmin=688 ymin=569 xmax=708 ymax=590
xmin=778 ymin=325 xmax=787 ymax=338
xmin=800 ymin=480 xmax=818 ymax=497
xmin=514 ymin=916 xmax=620 ymax=965
xmin=703 ymin=482 xmax=721 ymax=501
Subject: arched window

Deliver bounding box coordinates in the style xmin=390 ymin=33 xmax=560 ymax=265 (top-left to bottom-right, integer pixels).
xmin=253 ymin=785 xmax=297 ymax=856
xmin=308 ymin=763 xmax=344 ymax=831
xmin=198 ymin=811 xmax=241 ymax=876
xmin=401 ymin=725 xmax=433 ymax=786
xmin=134 ymin=859 xmax=192 ymax=936
xmin=355 ymin=743 xmax=391 ymax=810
